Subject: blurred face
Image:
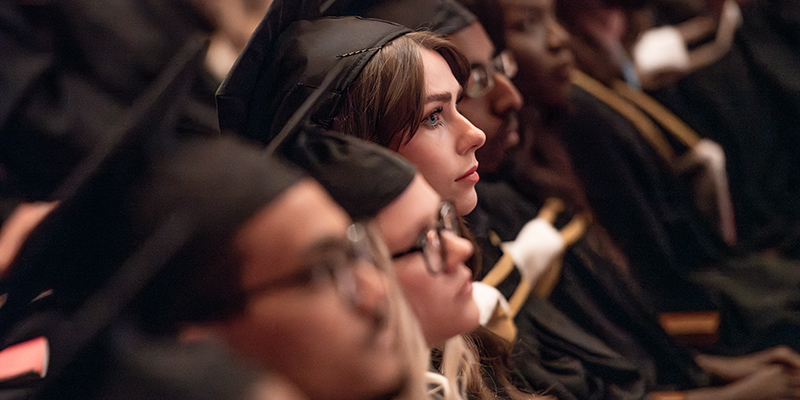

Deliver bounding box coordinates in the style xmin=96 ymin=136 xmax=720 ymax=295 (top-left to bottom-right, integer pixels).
xmin=216 ymin=179 xmax=406 ymax=400
xmin=396 ymin=48 xmax=486 ymax=216
xmin=376 ymin=175 xmax=480 ymax=347
xmin=449 ymin=22 xmax=524 ymax=174
xmin=502 ymin=0 xmax=574 ymax=108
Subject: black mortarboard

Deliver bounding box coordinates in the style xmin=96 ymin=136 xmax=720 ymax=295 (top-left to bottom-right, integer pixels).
xmin=0 ymin=31 xmax=305 ymax=398
xmin=217 ymin=16 xmax=410 ymax=144
xmin=285 ymin=127 xmax=416 ymax=221
xmin=339 ymin=0 xmax=476 ymax=35
xmin=217 ymin=13 xmax=417 ymax=220
xmin=130 ymin=135 xmax=305 ymax=331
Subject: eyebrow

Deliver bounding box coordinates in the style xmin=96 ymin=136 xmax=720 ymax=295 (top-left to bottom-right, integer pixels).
xmin=426 ymin=92 xmax=452 ymax=103
xmin=303 ymin=236 xmax=349 ymax=259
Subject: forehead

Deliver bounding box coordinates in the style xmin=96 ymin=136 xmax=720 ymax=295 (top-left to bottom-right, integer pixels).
xmin=376 ymin=175 xmax=441 ymax=253
xmin=420 ymin=47 xmax=461 ymax=94
xmin=447 ymin=22 xmax=495 ymax=64
xmin=233 ymin=181 xmax=350 ymax=285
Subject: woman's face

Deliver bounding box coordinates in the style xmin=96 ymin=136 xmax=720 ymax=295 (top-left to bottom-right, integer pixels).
xmin=501 ymin=0 xmax=574 ymax=109
xmin=395 ymin=48 xmax=486 ymax=217
xmin=376 ymin=175 xmax=480 ymax=347
xmin=215 ymin=179 xmax=407 ymax=400
xmin=449 ymin=22 xmax=524 ymax=174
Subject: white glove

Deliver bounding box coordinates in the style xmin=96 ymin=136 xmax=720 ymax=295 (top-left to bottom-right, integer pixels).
xmin=634 ymin=25 xmax=689 ymax=76
xmin=676 ymin=138 xmax=737 ymax=245
xmin=472 ymin=282 xmax=511 ymax=326
xmin=500 ymin=218 xmax=565 ymax=284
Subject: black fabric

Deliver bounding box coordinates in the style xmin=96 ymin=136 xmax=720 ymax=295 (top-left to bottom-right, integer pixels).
xmin=0 ymin=0 xmax=217 ymax=201
xmin=512 ymin=294 xmax=650 ymax=400
xmin=1 ymin=33 xmax=301 ymax=395
xmin=285 ymin=128 xmax=416 ymax=221
xmin=0 ymin=135 xmax=303 ymax=399
xmin=217 ymin=16 xmax=409 ymax=145
xmin=6 ymin=321 xmax=262 ymax=400
xmin=0 ymin=35 xmax=210 ymax=332
xmin=338 ymin=0 xmax=475 ymax=35
xmin=467 ymin=179 xmax=709 ymax=398
xmin=649 ymin=0 xmax=800 ymax=256
xmin=218 ymin=14 xmax=420 ymax=220
xmin=558 ymin=84 xmax=725 ymax=311
xmin=559 ymin=83 xmax=800 ymax=354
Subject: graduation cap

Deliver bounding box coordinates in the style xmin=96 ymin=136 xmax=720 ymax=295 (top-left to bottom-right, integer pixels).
xmin=218 ymin=10 xmax=419 ymax=221
xmin=338 ymin=0 xmax=476 ymax=35
xmin=0 ymin=34 xmax=304 ymax=398
xmin=0 ymin=36 xmax=210 ymax=327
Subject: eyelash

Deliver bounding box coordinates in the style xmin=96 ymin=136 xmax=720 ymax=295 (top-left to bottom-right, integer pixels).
xmin=423 ymin=107 xmax=444 ymax=128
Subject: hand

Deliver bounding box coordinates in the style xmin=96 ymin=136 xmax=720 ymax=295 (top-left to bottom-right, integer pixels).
xmin=718 ymin=364 xmax=800 ymax=400
xmin=501 ymin=218 xmax=565 ymax=284
xmin=696 ymin=346 xmax=800 ymax=383
xmin=683 ymin=363 xmax=800 ymax=400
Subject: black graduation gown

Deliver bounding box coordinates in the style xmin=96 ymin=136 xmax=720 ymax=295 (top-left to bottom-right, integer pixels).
xmin=558 ymin=83 xmax=800 ymax=354
xmin=466 ymin=178 xmax=710 ymax=400
xmin=649 ymin=0 xmax=800 ymax=255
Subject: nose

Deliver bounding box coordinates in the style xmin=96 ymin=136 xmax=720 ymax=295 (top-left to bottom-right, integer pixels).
xmin=455 ymin=112 xmax=486 ymax=155
xmin=350 ymin=260 xmax=389 ymax=319
xmin=440 ymin=230 xmax=475 ymax=274
xmin=489 ymin=72 xmax=524 ymax=117
xmin=547 ymin=17 xmax=570 ymax=51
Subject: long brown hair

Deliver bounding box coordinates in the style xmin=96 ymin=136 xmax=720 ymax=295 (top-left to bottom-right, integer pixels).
xmin=334 ymin=30 xmax=469 ymax=149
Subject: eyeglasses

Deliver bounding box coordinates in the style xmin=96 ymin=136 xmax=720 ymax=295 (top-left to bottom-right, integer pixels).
xmin=244 ymin=223 xmax=382 ymax=307
xmin=465 ymin=50 xmax=519 ymax=99
xmin=391 ymin=201 xmax=459 ymax=275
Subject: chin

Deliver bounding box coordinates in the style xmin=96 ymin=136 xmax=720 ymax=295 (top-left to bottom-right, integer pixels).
xmin=455 ymin=191 xmax=479 ymax=216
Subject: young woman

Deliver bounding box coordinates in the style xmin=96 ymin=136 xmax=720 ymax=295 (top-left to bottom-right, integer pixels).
xmin=217 ymin=13 xmax=537 ymax=400
xmin=334 ymin=32 xmax=486 ymax=217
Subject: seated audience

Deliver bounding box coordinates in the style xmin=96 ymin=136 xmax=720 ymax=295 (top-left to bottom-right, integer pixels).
xmin=217 ymin=8 xmax=539 ymax=400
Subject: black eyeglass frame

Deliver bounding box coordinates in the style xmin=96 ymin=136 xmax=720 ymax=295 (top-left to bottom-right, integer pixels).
xmin=242 ymin=223 xmax=380 ymax=307
xmin=465 ymin=50 xmax=519 ymax=99
xmin=390 ymin=201 xmax=459 ymax=275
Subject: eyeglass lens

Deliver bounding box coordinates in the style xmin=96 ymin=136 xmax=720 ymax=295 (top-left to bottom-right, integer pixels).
xmin=466 ymin=50 xmax=518 ymax=99
xmin=421 ymin=202 xmax=460 ymax=275
xmin=335 ymin=223 xmax=384 ymax=307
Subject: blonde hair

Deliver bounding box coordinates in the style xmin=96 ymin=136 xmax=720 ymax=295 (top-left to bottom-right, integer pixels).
xmin=366 ymin=222 xmax=431 ymax=400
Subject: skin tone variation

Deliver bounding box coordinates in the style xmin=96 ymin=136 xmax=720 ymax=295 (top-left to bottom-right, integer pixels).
xmin=395 ymin=48 xmax=486 ymax=217
xmin=501 ymin=0 xmax=573 ymax=109
xmin=496 ymin=0 xmax=800 ymax=398
xmin=376 ymin=175 xmax=480 ymax=347
xmin=448 ymin=21 xmax=524 ymax=174
xmin=201 ymin=179 xmax=408 ymax=400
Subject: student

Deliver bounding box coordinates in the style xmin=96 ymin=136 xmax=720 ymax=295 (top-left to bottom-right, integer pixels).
xmin=512 ymin=0 xmax=800 ymax=353
xmin=17 ymin=135 xmax=430 ymax=400
xmin=130 ymin=136 xmax=426 ymax=400
xmin=217 ymin=11 xmax=538 ymax=400
xmin=294 ymin=3 xmax=794 ymax=396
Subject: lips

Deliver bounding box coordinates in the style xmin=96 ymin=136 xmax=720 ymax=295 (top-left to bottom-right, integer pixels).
xmin=457 ymin=272 xmax=474 ymax=298
xmin=456 ymin=164 xmax=480 ymax=183
xmin=554 ymin=54 xmax=575 ymax=82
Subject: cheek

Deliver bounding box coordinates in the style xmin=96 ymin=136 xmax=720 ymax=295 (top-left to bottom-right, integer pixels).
xmin=394 ymin=261 xmax=437 ymax=317
xmin=225 ymin=295 xmax=357 ymax=372
xmin=398 ymin=138 xmax=452 ymax=188
xmin=458 ymin=99 xmax=495 ymax=136
xmin=509 ymin=36 xmax=547 ymax=77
